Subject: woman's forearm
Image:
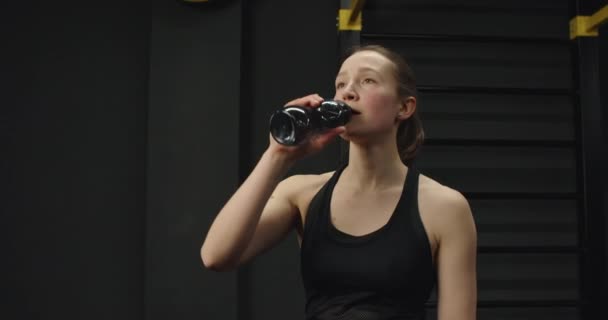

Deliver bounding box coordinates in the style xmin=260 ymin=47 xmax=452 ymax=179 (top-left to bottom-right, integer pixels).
xmin=201 ymin=149 xmax=293 ymax=270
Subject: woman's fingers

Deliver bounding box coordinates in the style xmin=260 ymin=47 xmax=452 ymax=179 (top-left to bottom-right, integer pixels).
xmin=284 ymin=93 xmax=324 ymax=108
xmin=308 ymin=126 xmax=345 ymax=151
xmin=267 ymin=95 xmax=344 ymax=160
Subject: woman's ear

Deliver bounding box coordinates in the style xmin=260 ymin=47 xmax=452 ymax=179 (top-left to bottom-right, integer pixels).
xmin=397 ymin=96 xmax=416 ymax=120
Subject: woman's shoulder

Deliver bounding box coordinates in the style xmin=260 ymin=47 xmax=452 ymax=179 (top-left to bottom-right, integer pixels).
xmin=282 ymin=170 xmax=334 ymax=189
xmin=278 ymin=171 xmax=335 ymax=198
xmin=417 ymin=173 xmax=476 ymax=247
xmin=418 ymin=174 xmax=473 ymax=226
xmin=419 ymin=174 xmax=468 ymax=203
xmin=278 ymin=171 xmax=336 ymax=222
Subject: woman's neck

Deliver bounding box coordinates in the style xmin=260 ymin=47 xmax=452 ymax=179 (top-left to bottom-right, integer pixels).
xmin=343 ymin=139 xmax=407 ymax=191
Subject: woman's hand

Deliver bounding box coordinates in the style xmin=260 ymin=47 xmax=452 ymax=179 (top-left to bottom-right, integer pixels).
xmin=267 ymin=93 xmax=345 ymax=163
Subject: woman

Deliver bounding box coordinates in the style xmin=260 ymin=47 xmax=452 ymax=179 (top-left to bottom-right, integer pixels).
xmin=201 ymin=45 xmax=477 ymax=320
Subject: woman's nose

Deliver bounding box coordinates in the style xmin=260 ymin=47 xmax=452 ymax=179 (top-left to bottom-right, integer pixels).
xmin=342 ymin=86 xmax=358 ymax=101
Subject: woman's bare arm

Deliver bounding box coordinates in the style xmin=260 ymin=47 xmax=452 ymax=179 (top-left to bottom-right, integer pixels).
xmin=200 ymin=150 xmax=295 ymax=271
xmin=432 ymin=188 xmax=478 ymax=320
xmin=201 ymin=93 xmax=344 ymax=271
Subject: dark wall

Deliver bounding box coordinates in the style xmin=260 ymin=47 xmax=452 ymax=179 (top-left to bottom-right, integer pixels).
xmin=4 ymin=1 xmax=342 ymax=319
xmin=145 ymin=0 xmax=242 ymax=319
xmin=4 ymin=1 xmax=148 ymax=320
xmin=244 ymin=2 xmax=340 ymax=320
xmin=145 ymin=1 xmax=341 ymax=319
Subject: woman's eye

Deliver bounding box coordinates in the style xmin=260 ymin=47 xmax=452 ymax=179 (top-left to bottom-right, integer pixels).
xmin=362 ymin=78 xmax=376 ymax=84
xmin=336 ymin=83 xmax=345 ymax=89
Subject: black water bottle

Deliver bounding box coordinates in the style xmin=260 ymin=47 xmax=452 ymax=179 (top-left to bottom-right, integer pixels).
xmin=269 ymin=100 xmax=353 ymax=146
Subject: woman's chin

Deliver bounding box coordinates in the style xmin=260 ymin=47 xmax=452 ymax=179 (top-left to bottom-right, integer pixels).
xmin=339 ymin=129 xmax=357 ymax=141
xmin=339 ymin=130 xmax=366 ymax=144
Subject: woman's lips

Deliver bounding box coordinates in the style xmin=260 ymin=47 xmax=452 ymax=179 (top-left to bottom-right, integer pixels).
xmin=351 ymin=109 xmax=361 ymax=115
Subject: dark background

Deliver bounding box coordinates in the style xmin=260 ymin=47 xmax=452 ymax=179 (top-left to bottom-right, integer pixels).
xmin=2 ymin=0 xmax=606 ymax=320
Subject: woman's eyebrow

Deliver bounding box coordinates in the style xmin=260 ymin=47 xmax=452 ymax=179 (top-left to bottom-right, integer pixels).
xmin=337 ymin=67 xmax=381 ymax=78
xmin=358 ymin=67 xmax=382 ymax=75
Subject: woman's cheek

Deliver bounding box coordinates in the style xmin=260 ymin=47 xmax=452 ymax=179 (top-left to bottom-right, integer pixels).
xmin=368 ymin=94 xmax=398 ymax=117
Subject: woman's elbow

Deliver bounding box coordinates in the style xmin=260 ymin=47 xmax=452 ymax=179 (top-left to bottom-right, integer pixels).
xmin=200 ymin=246 xmax=237 ymax=272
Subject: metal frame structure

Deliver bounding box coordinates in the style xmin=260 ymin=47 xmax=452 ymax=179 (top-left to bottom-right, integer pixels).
xmin=570 ymin=1 xmax=608 ymax=319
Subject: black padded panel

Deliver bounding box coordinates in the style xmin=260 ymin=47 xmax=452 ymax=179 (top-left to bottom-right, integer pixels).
xmin=364 ymin=38 xmax=572 ymax=89
xmin=416 ymin=146 xmax=576 ymax=193
xmin=363 ymin=0 xmax=570 ymax=39
xmin=472 ymin=199 xmax=578 ymax=247
xmin=426 ymin=307 xmax=580 ymax=320
xmin=419 ymin=93 xmax=574 ymax=142
xmin=428 ymin=253 xmax=579 ymax=302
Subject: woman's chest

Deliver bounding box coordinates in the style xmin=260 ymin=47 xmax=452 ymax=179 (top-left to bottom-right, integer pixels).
xmin=329 ymin=189 xmax=403 ymax=237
